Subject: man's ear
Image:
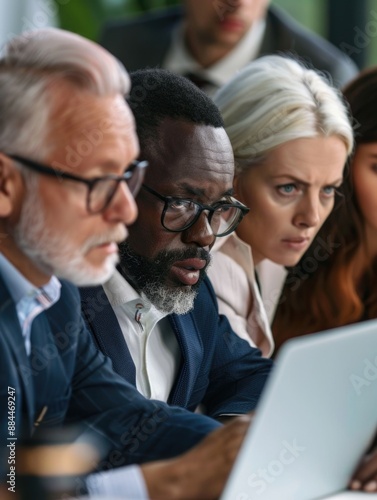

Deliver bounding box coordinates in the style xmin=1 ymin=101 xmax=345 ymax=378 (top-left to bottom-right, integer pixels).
xmin=0 ymin=154 xmax=19 ymax=217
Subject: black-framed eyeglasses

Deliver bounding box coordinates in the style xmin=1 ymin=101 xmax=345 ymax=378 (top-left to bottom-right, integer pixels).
xmin=142 ymin=184 xmax=249 ymax=237
xmin=7 ymin=154 xmax=148 ymax=214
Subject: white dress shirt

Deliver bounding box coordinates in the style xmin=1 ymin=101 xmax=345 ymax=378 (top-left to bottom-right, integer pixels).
xmin=86 ymin=465 xmax=148 ymax=499
xmin=103 ymin=269 xmax=181 ymax=401
xmin=163 ymin=19 xmax=266 ymax=96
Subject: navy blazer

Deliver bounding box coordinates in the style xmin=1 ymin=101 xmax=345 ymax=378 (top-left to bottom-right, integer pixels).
xmin=80 ymin=277 xmax=272 ymax=418
xmin=0 ymin=275 xmax=220 ymax=473
xmin=100 ymin=5 xmax=358 ymax=88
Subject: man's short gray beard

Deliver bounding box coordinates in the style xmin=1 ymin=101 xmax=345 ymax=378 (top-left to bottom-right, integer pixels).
xmin=142 ymin=282 xmax=197 ymax=315
xmin=118 ymin=242 xmax=210 ymax=315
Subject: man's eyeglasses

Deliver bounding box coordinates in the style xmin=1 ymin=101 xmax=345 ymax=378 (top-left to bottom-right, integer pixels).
xmin=142 ymin=184 xmax=249 ymax=237
xmin=7 ymin=154 xmax=148 ymax=214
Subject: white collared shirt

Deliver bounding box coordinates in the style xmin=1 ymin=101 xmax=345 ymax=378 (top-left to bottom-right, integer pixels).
xmin=163 ymin=19 xmax=266 ymax=96
xmin=103 ymin=269 xmax=181 ymax=401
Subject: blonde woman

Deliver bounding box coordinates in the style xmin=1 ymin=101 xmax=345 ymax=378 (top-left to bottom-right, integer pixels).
xmin=208 ymin=55 xmax=354 ymax=357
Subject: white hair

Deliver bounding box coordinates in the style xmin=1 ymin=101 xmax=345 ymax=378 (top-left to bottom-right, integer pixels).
xmin=0 ymin=28 xmax=130 ymax=158
xmin=213 ymin=55 xmax=354 ymax=174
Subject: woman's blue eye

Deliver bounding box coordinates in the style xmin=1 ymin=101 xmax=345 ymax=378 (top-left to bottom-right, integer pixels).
xmin=322 ymin=186 xmax=336 ymax=196
xmin=278 ymin=184 xmax=296 ymax=194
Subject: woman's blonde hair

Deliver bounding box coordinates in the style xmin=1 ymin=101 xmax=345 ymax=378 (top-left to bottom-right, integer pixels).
xmin=214 ymin=55 xmax=353 ymax=174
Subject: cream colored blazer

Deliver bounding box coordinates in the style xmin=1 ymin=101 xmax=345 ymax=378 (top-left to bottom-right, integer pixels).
xmin=208 ymin=233 xmax=274 ymax=357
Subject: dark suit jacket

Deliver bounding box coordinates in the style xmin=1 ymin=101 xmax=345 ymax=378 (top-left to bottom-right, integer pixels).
xmin=80 ymin=277 xmax=272 ymax=418
xmin=101 ymin=5 xmax=358 ymax=88
xmin=0 ymin=275 xmax=220 ymax=474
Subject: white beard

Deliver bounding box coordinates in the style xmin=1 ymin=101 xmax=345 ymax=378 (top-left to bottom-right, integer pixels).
xmin=12 ymin=185 xmax=122 ymax=286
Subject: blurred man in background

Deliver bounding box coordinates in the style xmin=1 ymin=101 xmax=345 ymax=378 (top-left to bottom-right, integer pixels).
xmin=101 ymin=0 xmax=358 ymax=95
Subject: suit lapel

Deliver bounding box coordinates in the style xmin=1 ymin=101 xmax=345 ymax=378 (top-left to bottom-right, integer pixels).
xmin=80 ymin=286 xmax=136 ymax=385
xmin=29 ymin=311 xmax=66 ymax=415
xmin=0 ymin=277 xmax=35 ymax=434
xmin=168 ymin=313 xmax=203 ymax=407
xmin=259 ymin=7 xmax=293 ymax=56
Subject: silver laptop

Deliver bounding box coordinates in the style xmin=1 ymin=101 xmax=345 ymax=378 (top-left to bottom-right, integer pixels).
xmin=221 ymin=319 xmax=377 ymax=500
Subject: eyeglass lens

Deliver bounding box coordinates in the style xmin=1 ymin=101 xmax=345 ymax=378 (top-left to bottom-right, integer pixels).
xmin=89 ymin=163 xmax=145 ymax=213
xmin=164 ymin=202 xmax=242 ymax=236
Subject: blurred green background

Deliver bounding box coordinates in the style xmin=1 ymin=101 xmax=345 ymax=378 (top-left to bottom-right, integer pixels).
xmin=55 ymin=0 xmax=377 ymax=69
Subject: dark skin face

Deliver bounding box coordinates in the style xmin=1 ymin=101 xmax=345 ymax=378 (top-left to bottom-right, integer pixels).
xmin=124 ymin=118 xmax=234 ymax=290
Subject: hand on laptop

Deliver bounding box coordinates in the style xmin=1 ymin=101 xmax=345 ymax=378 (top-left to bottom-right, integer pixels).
xmin=349 ymin=448 xmax=377 ymax=493
xmin=141 ymin=414 xmax=251 ymax=499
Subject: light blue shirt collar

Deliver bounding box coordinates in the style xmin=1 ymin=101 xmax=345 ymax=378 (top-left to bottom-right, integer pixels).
xmin=0 ymin=252 xmax=61 ymax=306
